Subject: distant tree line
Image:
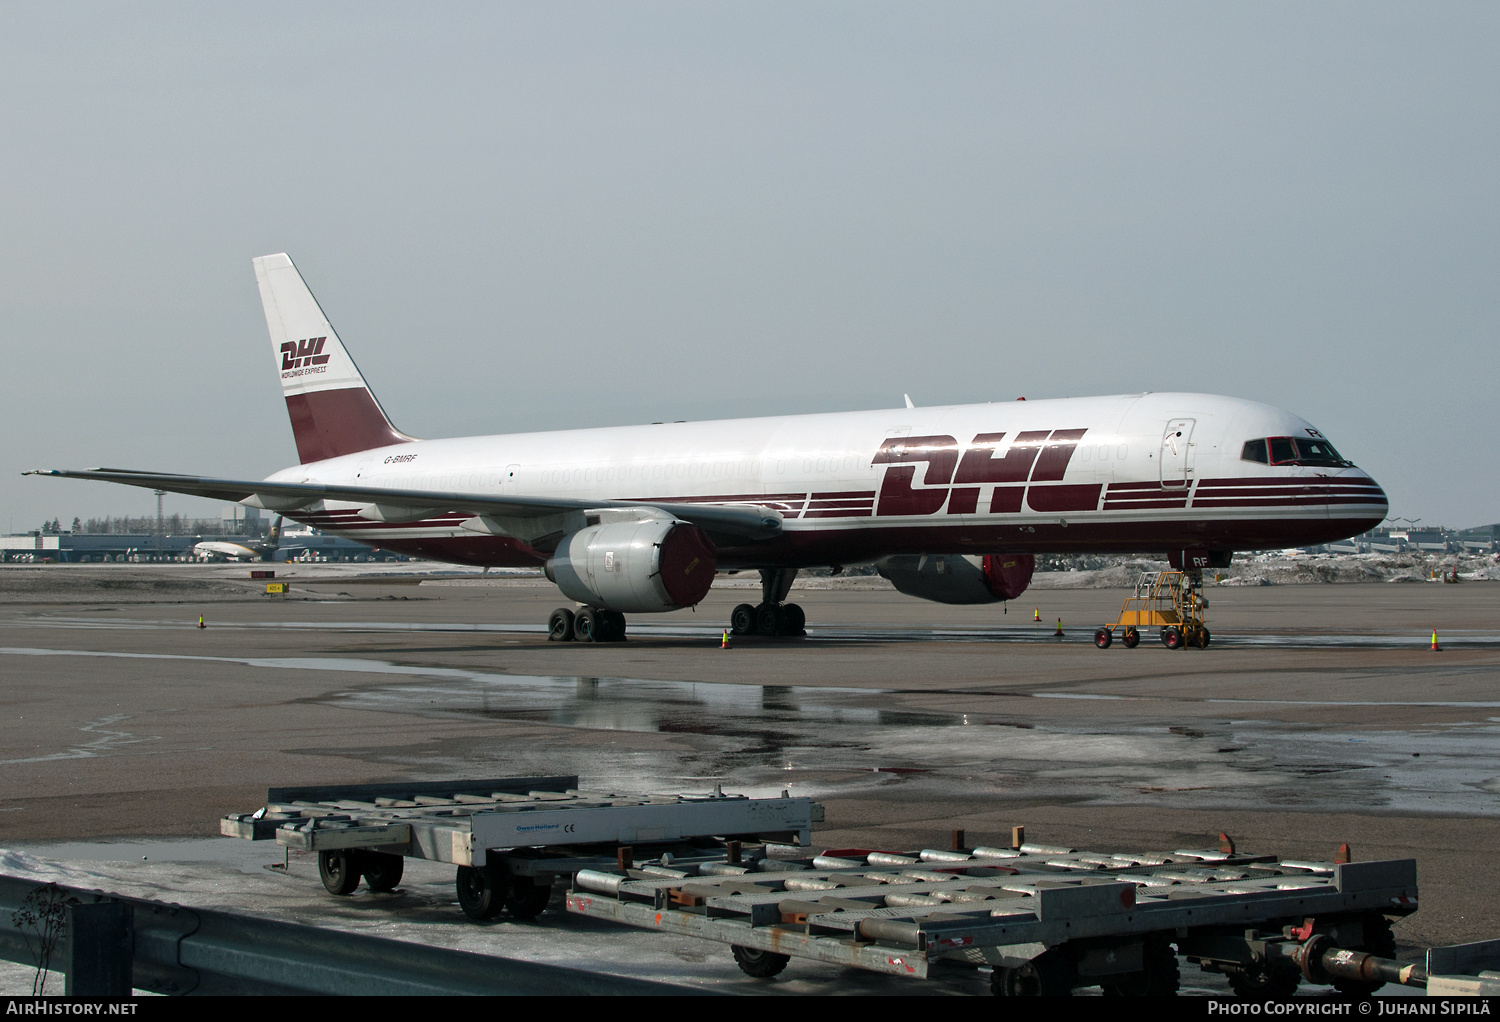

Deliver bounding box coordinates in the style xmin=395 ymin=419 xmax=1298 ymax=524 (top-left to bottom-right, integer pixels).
xmin=39 ymin=515 xmax=264 ymax=536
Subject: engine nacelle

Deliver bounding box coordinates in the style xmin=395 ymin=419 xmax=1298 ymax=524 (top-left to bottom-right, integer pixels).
xmin=546 ymin=518 xmax=716 ymax=613
xmin=876 ymin=553 xmax=1034 ymax=605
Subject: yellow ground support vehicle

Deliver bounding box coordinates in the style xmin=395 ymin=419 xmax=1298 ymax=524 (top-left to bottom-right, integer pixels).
xmin=1095 ymin=570 xmax=1210 ymax=649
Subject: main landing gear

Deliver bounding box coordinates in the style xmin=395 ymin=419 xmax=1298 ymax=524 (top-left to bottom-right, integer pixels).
xmin=730 ymin=569 xmax=807 ymax=638
xmin=547 ymin=606 xmax=626 ymax=643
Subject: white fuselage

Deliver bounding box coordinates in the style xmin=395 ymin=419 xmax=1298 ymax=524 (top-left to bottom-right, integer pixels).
xmin=267 ymin=391 xmax=1386 ymax=569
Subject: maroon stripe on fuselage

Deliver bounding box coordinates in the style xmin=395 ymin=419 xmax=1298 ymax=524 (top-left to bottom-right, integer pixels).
xmin=343 ymin=512 xmax=1385 ymax=570
xmin=1107 ymin=480 xmax=1188 ymax=491
xmin=1191 ymin=497 xmax=1386 ymax=508
xmin=1197 ymin=475 xmax=1378 ymax=487
xmin=1103 ymin=500 xmax=1191 ymax=510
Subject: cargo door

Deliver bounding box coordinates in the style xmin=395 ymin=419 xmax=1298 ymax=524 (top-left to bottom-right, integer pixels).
xmin=1159 ymin=418 xmax=1195 ymax=488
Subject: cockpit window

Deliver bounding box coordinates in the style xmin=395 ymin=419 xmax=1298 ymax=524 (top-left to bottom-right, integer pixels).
xmin=1293 ymin=438 xmax=1345 ymax=464
xmin=1242 ymin=435 xmax=1351 ymax=467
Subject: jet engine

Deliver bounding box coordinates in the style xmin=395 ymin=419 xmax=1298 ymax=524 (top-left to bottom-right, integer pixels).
xmin=546 ymin=518 xmax=716 ymax=613
xmin=876 ymin=553 xmax=1034 ymax=605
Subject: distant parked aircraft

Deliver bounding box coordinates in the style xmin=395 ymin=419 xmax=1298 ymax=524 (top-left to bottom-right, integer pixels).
xmin=191 ymin=517 xmax=289 ymax=562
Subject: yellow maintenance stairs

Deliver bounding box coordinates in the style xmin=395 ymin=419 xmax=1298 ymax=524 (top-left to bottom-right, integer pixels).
xmin=1095 ymin=570 xmax=1210 ymax=650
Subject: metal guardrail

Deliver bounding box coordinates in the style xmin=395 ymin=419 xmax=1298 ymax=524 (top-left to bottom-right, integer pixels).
xmin=0 ymin=873 xmax=704 ymax=996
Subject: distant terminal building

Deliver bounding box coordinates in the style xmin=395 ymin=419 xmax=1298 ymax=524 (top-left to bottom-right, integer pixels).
xmin=1317 ymin=525 xmax=1497 ymax=556
xmin=1398 ymin=529 xmax=1452 ymax=554
xmin=1457 ymin=524 xmax=1500 ymax=554
xmin=0 ymin=530 xmax=413 ymax=564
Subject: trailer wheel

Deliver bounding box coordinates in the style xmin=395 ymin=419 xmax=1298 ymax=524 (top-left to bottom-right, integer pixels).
xmin=992 ymin=950 xmax=1074 ymax=996
xmin=1162 ymin=626 xmax=1184 ymax=650
xmin=361 ymin=851 xmax=404 ymax=892
xmin=1199 ymin=627 xmax=1211 ymax=648
xmin=1228 ymin=961 xmax=1300 ymax=1001
xmin=455 ymin=864 xmax=507 ymax=920
xmin=1101 ymin=937 xmax=1180 ymax=996
xmin=505 ymin=875 xmax=553 ymax=919
xmin=1122 ymin=627 xmax=1140 ymax=648
xmin=731 ymin=945 xmax=790 ymax=979
xmin=318 ymin=850 xmax=363 ymax=896
xmin=1094 ymin=628 xmax=1112 ymax=649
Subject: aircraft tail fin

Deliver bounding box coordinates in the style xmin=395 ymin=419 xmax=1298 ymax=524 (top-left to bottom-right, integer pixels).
xmin=252 ymin=253 xmax=414 ymax=464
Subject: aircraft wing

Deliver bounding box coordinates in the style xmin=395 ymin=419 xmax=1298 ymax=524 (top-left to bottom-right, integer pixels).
xmin=25 ymin=467 xmax=785 ymax=544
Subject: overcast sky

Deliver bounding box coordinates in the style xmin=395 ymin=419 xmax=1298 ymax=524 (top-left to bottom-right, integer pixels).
xmin=3 ymin=2 xmax=1496 ymax=533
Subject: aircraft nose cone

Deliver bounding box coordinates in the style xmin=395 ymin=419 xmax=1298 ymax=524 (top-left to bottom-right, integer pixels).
xmin=1348 ymin=472 xmax=1388 ymax=530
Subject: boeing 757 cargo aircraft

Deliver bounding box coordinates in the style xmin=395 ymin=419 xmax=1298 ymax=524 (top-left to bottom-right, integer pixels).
xmin=31 ymin=254 xmax=1387 ymax=643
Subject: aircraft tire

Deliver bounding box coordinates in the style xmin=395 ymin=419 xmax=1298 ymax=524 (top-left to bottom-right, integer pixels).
xmin=574 ymin=608 xmax=599 ymax=642
xmin=547 ymin=608 xmax=575 ymax=642
xmin=781 ymin=603 xmax=806 ymax=635
xmin=730 ymin=603 xmax=757 ymax=636
xmin=755 ymin=603 xmax=782 ymax=636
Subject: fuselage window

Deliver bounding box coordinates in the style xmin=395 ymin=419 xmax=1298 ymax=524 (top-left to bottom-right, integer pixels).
xmin=1242 ymin=439 xmax=1270 ymax=464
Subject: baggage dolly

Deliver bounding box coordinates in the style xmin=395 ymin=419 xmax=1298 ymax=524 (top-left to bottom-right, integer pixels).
xmin=222 ymin=775 xmax=823 ymax=921
xmin=566 ymin=836 xmax=1419 ymax=997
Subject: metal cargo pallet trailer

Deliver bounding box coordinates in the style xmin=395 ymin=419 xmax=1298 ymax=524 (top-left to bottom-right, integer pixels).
xmin=222 ymin=775 xmax=823 ymax=922
xmin=566 ymin=836 xmax=1419 ymax=997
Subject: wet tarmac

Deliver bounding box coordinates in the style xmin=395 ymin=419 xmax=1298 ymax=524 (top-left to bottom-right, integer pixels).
xmin=3 ymin=566 xmax=1500 ymax=993
xmin=4 ymin=639 xmax=1499 ymax=816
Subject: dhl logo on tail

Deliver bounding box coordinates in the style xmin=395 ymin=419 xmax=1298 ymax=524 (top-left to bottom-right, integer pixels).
xmin=280 ymin=336 xmax=331 ymax=373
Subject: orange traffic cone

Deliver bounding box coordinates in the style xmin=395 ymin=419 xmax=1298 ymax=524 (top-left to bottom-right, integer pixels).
xmin=1054 ymin=617 xmax=1064 ymax=637
xmin=197 ymin=615 xmax=205 ymax=629
xmin=1431 ymin=630 xmax=1441 ymax=651
xmin=1033 ymin=607 xmax=1040 ymax=623
xmin=721 ymin=631 xmax=730 ymax=649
